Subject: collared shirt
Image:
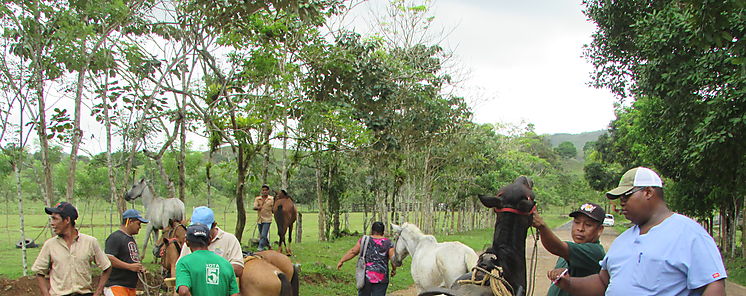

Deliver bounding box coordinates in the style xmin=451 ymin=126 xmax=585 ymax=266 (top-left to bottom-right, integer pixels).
xmin=31 ymin=232 xmax=111 ymax=296
xmin=178 ymin=227 xmax=244 ymax=268
xmin=254 ymin=195 xmax=274 ymax=223
xmin=601 ymin=214 xmax=727 ymax=296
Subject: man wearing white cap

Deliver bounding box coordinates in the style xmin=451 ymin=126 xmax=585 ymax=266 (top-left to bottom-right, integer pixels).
xmin=178 ymin=206 xmax=244 ymax=277
xmin=553 ymin=167 xmax=726 ymax=296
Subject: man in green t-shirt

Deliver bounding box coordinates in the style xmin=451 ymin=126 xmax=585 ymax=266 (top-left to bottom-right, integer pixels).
xmin=532 ymin=203 xmax=606 ymax=296
xmin=175 ymin=223 xmax=239 ymax=296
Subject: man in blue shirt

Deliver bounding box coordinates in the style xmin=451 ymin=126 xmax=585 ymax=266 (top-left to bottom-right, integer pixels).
xmin=554 ymin=167 xmax=726 ymax=296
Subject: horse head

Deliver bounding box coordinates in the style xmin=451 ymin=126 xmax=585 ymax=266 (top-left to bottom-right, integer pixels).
xmin=390 ymin=223 xmax=409 ymax=267
xmin=476 ymin=176 xmax=536 ymax=295
xmin=125 ymin=178 xmax=147 ymax=201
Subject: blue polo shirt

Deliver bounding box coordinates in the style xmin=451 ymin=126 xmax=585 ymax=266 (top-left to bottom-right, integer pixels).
xmin=601 ymin=214 xmax=726 ymax=296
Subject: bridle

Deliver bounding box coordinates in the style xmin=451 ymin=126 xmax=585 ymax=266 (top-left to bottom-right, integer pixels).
xmin=492 ymin=196 xmax=537 ymax=216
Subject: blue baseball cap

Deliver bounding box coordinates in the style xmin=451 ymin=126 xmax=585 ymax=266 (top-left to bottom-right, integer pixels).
xmin=190 ymin=206 xmax=214 ymax=229
xmin=122 ymin=209 xmax=149 ymax=223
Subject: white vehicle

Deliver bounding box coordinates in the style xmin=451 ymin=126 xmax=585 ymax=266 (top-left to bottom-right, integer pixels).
xmin=603 ymin=214 xmax=615 ymax=227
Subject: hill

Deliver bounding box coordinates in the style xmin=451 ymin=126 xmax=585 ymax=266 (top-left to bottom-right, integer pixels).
xmin=546 ymin=130 xmax=606 ymax=159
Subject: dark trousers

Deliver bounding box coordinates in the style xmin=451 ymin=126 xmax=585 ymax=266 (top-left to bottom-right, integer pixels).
xmin=357 ymin=278 xmax=388 ymax=296
xmin=65 ymin=294 xmax=93 ymax=296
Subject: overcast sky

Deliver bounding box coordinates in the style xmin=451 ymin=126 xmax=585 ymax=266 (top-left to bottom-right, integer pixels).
xmin=347 ymin=0 xmax=618 ymax=135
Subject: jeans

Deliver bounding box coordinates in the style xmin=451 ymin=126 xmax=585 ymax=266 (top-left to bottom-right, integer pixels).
xmin=357 ymin=278 xmax=388 ymax=296
xmin=258 ymin=222 xmax=271 ymax=250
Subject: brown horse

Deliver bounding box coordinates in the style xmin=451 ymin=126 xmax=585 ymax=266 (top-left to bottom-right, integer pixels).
xmin=256 ymin=250 xmax=300 ymax=296
xmin=272 ymin=190 xmax=298 ymax=255
xmin=156 ymin=220 xmax=187 ymax=278
xmin=241 ymin=254 xmax=292 ymax=296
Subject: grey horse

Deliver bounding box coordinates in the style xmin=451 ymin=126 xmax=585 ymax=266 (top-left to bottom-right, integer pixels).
xmin=125 ymin=178 xmax=185 ymax=260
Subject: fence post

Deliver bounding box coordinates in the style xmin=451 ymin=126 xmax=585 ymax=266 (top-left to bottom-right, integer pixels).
xmin=295 ymin=212 xmax=302 ymax=243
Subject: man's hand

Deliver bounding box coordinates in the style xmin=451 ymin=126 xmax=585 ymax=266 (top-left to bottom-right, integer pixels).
xmin=548 ymin=268 xmax=568 ymax=284
xmin=129 ymin=262 xmax=145 ymax=273
xmin=532 ymin=214 xmax=547 ymax=229
xmin=336 ymin=261 xmax=344 ymax=270
xmin=390 ymin=267 xmax=396 ymax=277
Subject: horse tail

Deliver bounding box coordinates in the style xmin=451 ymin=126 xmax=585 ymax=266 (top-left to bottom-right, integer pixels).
xmin=277 ymin=271 xmax=292 ymax=296
xmin=288 ymin=221 xmax=293 ymax=244
xmin=291 ymin=264 xmax=300 ymax=296
xmin=276 ymin=205 xmax=286 ymax=237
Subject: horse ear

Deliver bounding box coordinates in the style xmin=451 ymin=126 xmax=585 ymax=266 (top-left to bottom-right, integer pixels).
xmin=391 ymin=223 xmax=401 ymax=232
xmin=478 ymin=194 xmax=501 ymax=208
xmin=515 ymin=176 xmax=533 ymax=189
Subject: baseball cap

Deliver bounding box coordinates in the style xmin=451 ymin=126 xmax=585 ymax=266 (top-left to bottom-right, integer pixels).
xmin=606 ymin=167 xmax=663 ymax=199
xmin=569 ymin=203 xmax=606 ymax=223
xmin=190 ymin=206 xmax=214 ymax=229
xmin=122 ymin=209 xmax=149 ymax=223
xmin=45 ymin=202 xmax=78 ymax=220
xmin=186 ymin=223 xmax=210 ymax=243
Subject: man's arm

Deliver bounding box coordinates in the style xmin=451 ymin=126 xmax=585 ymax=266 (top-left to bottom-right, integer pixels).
xmin=107 ymin=255 xmax=144 ymax=272
xmin=92 ymin=267 xmax=112 ymax=296
xmin=252 ymin=197 xmax=261 ymax=211
xmin=532 ymin=214 xmax=570 ymax=258
xmin=555 ymin=269 xmax=609 ymax=296
xmin=35 ymin=275 xmax=51 ymax=296
xmin=232 ymin=264 xmax=244 ymax=278
xmin=701 ymin=279 xmax=725 ymax=296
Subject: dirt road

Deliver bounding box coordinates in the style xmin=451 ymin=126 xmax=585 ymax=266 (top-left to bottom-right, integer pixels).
xmin=390 ymin=222 xmax=746 ymax=295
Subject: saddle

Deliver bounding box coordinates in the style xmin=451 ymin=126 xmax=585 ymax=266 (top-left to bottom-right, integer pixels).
xmin=454 ymin=252 xmax=524 ymax=296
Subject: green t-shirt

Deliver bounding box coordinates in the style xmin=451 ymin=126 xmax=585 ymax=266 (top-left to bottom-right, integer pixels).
xmin=175 ymin=250 xmax=239 ymax=296
xmin=547 ymin=241 xmax=605 ymax=296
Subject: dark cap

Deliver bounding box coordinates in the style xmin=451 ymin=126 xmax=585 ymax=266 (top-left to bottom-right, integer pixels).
xmin=122 ymin=209 xmax=149 ymax=223
xmin=186 ymin=223 xmax=210 ymax=243
xmin=569 ymin=203 xmax=606 ymax=223
xmin=45 ymin=202 xmax=78 ymax=220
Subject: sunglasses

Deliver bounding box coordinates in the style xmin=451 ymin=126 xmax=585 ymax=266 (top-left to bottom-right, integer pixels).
xmin=620 ymin=187 xmax=646 ymax=202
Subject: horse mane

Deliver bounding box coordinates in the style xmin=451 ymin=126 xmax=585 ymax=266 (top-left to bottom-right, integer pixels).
xmin=401 ymin=223 xmax=437 ymax=243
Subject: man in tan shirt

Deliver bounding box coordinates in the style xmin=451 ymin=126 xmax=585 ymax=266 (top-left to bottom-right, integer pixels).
xmin=253 ymin=184 xmax=274 ymax=251
xmin=178 ymin=206 xmax=244 ymax=277
xmin=32 ymin=202 xmax=112 ymax=296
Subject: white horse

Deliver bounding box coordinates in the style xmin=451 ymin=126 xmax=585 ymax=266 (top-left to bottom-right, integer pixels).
xmin=391 ymin=223 xmax=478 ymax=292
xmin=125 ymin=178 xmax=185 ymax=259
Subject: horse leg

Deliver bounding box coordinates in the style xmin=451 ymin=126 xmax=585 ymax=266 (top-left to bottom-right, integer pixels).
xmin=286 ymin=222 xmax=294 ymax=255
xmin=142 ymin=224 xmax=154 ymax=261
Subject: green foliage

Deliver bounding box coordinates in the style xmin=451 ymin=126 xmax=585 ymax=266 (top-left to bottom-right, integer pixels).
xmin=555 ymin=141 xmax=577 ymax=159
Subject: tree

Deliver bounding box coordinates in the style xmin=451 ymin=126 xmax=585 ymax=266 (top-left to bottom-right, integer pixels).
xmin=583 ymin=0 xmax=745 ymax=256
xmin=555 ymin=141 xmax=577 ymax=159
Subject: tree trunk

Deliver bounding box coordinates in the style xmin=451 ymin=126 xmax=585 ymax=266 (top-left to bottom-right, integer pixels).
xmin=280 ymin=116 xmax=289 ymax=190
xmin=102 ymin=74 xmax=120 ymax=234
xmin=178 ymin=104 xmax=186 ymax=202
xmin=66 ymin=69 xmax=86 ymax=204
xmin=234 ymin=147 xmax=248 ymax=242
xmin=314 ymin=154 xmax=327 ymax=241
xmin=13 ymin=158 xmax=28 ymax=276
xmin=34 ymin=85 xmax=53 ymax=207
xmin=741 ymin=196 xmax=745 ymax=259
xmin=295 ymin=212 xmax=302 ymax=243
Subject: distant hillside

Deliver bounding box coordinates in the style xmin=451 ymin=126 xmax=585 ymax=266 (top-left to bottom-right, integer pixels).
xmin=547 ymin=130 xmax=606 ymax=159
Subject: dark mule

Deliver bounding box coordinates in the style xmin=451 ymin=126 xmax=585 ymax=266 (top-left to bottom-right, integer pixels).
xmin=273 ymin=190 xmax=298 ymax=255
xmin=419 ymin=176 xmax=536 ymax=296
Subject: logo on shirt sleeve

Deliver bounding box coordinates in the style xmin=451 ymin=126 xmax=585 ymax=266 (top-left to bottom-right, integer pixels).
xmin=712 ymin=273 xmax=720 ymax=278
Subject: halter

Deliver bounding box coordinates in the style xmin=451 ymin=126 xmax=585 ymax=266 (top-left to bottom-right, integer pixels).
xmin=493 ymin=197 xmax=537 ymax=216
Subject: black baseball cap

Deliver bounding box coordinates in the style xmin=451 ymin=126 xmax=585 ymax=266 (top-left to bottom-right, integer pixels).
xmin=569 ymin=203 xmax=606 ymax=224
xmin=186 ymin=223 xmax=210 ymax=244
xmin=45 ymin=202 xmax=78 ymax=221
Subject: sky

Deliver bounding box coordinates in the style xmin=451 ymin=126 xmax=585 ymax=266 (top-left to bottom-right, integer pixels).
xmin=3 ymin=0 xmax=618 ymax=155
xmin=346 ymin=0 xmax=618 ymax=135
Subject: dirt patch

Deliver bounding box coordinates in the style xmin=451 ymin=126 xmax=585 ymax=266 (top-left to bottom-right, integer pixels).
xmin=0 ymin=276 xmax=37 ymax=295
xmin=0 ymin=273 xmax=169 ymax=296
